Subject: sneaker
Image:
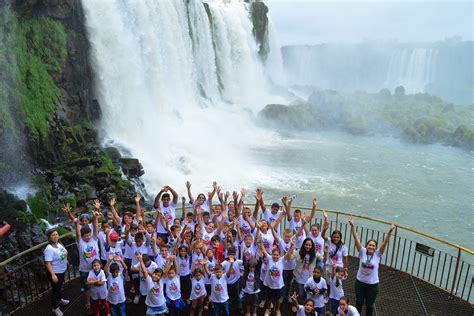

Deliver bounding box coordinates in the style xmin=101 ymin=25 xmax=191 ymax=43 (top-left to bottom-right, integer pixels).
xmin=133 ymin=295 xmax=140 ymax=304
xmin=59 ymin=299 xmax=70 ymax=305
xmin=264 ymin=309 xmax=271 ymax=316
xmin=52 ymin=307 xmax=63 ymax=316
xmin=258 ymin=301 xmax=265 ymax=308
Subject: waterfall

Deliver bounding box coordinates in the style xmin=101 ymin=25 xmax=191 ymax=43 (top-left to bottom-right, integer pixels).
xmin=385 ymin=48 xmax=438 ymax=94
xmin=81 ymin=0 xmax=282 ymax=193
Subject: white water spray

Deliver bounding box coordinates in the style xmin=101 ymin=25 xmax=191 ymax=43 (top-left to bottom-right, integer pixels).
xmin=82 ymin=0 xmax=285 ymax=194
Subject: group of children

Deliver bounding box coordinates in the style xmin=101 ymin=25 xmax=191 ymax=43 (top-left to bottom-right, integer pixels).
xmin=60 ymin=182 xmax=360 ymax=316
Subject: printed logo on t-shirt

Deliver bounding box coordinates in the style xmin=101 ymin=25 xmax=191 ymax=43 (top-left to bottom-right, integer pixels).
xmin=269 ymin=265 xmax=281 ymax=279
xmin=214 ymin=283 xmax=224 ymax=293
xmin=83 ymin=246 xmax=97 ymax=259
xmin=169 ymin=282 xmax=178 ymax=292
xmin=203 ymin=235 xmax=211 ymax=245
xmin=194 ymin=284 xmax=202 ymax=295
xmin=361 ymin=257 xmax=375 ymax=270
xmin=110 ymin=281 xmax=120 ymax=292
xmin=150 ymin=283 xmax=161 ymax=296
xmin=207 ymin=262 xmax=215 ymax=273
xmin=314 ymin=242 xmax=322 ymax=253
xmin=59 ymin=248 xmax=68 ymax=260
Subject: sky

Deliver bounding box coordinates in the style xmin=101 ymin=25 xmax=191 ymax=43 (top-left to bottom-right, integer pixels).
xmin=265 ymin=0 xmax=473 ymax=46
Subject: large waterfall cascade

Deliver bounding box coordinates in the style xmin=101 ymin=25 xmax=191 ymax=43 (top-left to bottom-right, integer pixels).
xmin=82 ymin=0 xmax=285 ymax=193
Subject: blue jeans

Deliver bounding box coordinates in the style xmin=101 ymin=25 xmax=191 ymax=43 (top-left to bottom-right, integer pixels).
xmin=330 ymin=298 xmax=339 ymax=315
xmin=213 ymin=301 xmax=229 ymax=316
xmin=109 ymin=301 xmax=126 ymax=316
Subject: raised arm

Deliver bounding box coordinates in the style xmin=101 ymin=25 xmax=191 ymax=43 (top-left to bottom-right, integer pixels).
xmin=243 ymin=213 xmax=256 ymax=231
xmin=186 ymin=181 xmax=194 ymax=204
xmin=62 ymin=203 xmax=76 ymax=223
xmin=138 ymin=254 xmax=149 ymax=279
xmin=259 ymin=241 xmax=270 ymax=258
xmin=284 ymin=238 xmax=296 ymax=260
xmin=104 ymin=254 xmax=113 ymax=277
xmin=153 ymin=188 xmax=164 ymax=209
xmin=92 ymin=206 xmax=100 ymax=237
xmin=271 ymin=210 xmax=286 ymax=230
xmin=259 ymin=189 xmax=267 ymax=212
xmin=284 ymin=196 xmax=292 ymax=221
xmin=108 ymin=197 xmax=121 ymax=227
xmin=321 ymin=211 xmax=329 ymax=241
xmin=348 ymin=216 xmax=362 ymax=252
xmin=181 ymin=196 xmax=186 ymax=220
xmin=252 ymin=189 xmax=262 ymax=219
xmin=270 ymin=225 xmax=279 ymax=243
xmin=380 ymin=223 xmax=396 ymax=254
xmin=168 ymin=186 xmax=179 ymax=205
xmin=309 ymin=197 xmax=318 ymax=220
xmin=134 ymin=194 xmax=144 ymax=224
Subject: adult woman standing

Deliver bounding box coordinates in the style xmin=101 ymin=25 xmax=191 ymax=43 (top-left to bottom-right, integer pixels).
xmin=349 ymin=217 xmax=395 ymax=316
xmin=44 ymin=229 xmax=70 ymax=316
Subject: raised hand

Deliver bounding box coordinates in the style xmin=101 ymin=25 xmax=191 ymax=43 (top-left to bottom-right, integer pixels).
xmin=291 ymin=292 xmax=298 ymax=302
xmin=207 ymin=192 xmax=213 ymax=201
xmin=109 ymin=196 xmax=116 ymax=207
xmin=225 ymin=191 xmax=230 ymax=200
xmin=390 ymin=223 xmax=396 ymax=231
xmin=212 ymin=181 xmax=217 ymax=191
xmin=186 ymin=181 xmax=191 ymax=190
xmin=232 ymin=191 xmax=238 ymax=201
xmin=181 ymin=196 xmax=186 ymax=204
xmin=348 ymin=215 xmax=354 ymax=226
xmin=134 ymin=193 xmax=141 ymax=203
xmin=323 ymin=210 xmax=328 ymax=219
xmin=108 ymin=253 xmax=114 ymax=261
xmin=93 ymin=199 xmax=101 ymax=210
xmin=313 ymin=197 xmax=318 ymax=207
xmin=62 ymin=203 xmax=71 ymax=213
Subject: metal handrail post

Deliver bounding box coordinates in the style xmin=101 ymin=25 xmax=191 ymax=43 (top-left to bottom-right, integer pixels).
xmin=451 ymin=248 xmax=462 ymax=294
xmin=390 ymin=225 xmax=398 ymax=268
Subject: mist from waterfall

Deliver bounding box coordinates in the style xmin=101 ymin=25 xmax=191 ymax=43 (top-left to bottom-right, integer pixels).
xmin=82 ymin=0 xmax=286 ymax=194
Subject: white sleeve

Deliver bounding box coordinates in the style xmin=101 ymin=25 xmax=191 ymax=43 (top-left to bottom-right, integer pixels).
xmin=44 ymin=246 xmax=53 ymax=262
xmin=342 ymin=244 xmax=348 ymax=256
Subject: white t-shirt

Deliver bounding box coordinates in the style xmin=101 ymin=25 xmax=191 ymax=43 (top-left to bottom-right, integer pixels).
xmin=190 ymin=277 xmax=207 ymax=299
xmin=191 ymin=252 xmax=204 ymax=270
xmin=309 ymin=232 xmax=325 ymax=258
xmin=356 ymin=248 xmax=381 ymax=285
xmin=305 ymin=276 xmax=327 ymax=308
xmin=295 ymin=253 xmax=313 ymax=284
xmin=165 ymin=275 xmax=181 ymax=300
xmin=210 ymin=274 xmax=229 ymax=303
xmin=191 ymin=200 xmax=210 ymax=213
xmin=44 ymin=243 xmax=68 ymax=274
xmin=262 ymin=209 xmax=283 ymax=234
xmin=260 ymin=230 xmax=275 ymax=254
xmin=130 ymin=242 xmax=149 ymax=268
xmin=106 ymin=243 xmax=125 ymax=272
xmin=177 ymin=256 xmax=191 ymax=276
xmin=338 ymin=305 xmax=360 ymax=316
xmin=145 ymin=276 xmax=165 ymax=307
xmin=242 ymin=271 xmax=260 ymax=294
xmin=329 ymin=275 xmax=345 ymax=300
xmin=156 ymin=202 xmax=177 ymax=234
xmin=182 ymin=220 xmax=196 ymax=233
xmin=240 ymin=242 xmax=257 ymax=262
xmin=204 ymin=259 xmax=217 ymax=284
xmin=222 ymin=260 xmax=243 ymax=285
xmin=201 ymin=228 xmax=215 ymax=249
xmin=107 ymin=274 xmax=126 ymax=304
xmin=239 ymin=215 xmax=255 ymax=236
xmin=290 ymin=218 xmax=306 ymax=248
xmin=134 ymin=261 xmax=158 ymax=296
xmin=279 ymin=240 xmax=296 ymax=270
xmin=88 ymin=270 xmax=107 ymax=300
xmin=78 ymin=237 xmax=99 ymax=272
xmin=264 ymin=255 xmax=284 ymax=289
xmin=326 ymin=240 xmax=348 ymax=268
xmin=154 ymin=254 xmax=167 ymax=271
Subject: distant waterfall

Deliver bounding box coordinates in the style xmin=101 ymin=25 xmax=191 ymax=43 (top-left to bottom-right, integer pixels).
xmin=81 ymin=0 xmax=282 ymax=193
xmin=385 ymin=48 xmax=438 ymax=94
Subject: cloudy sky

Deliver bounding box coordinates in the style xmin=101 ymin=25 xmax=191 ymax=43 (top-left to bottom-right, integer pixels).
xmin=265 ymin=0 xmax=473 ymax=45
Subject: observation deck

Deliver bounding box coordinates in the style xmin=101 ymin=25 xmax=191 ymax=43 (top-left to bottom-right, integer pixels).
xmin=1 ymin=206 xmax=473 ymax=315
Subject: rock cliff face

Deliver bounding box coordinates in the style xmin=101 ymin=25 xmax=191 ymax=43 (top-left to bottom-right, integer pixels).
xmin=0 ymin=0 xmax=143 ymax=261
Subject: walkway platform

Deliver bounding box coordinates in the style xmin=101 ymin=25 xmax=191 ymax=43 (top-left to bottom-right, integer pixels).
xmin=11 ymin=257 xmax=473 ymax=316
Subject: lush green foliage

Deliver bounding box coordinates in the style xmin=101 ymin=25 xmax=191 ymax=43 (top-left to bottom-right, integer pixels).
xmin=14 ymin=16 xmax=67 ymax=139
xmin=260 ymin=88 xmax=474 ymax=150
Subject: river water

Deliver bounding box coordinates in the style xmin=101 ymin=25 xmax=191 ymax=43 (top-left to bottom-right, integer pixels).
xmin=248 ymin=130 xmax=473 ymax=250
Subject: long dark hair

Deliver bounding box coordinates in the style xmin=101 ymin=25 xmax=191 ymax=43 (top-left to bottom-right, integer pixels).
xmin=331 ymin=230 xmax=344 ymax=258
xmin=299 ymin=237 xmax=316 ymax=263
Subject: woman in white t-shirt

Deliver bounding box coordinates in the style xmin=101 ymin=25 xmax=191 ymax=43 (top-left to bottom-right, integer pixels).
xmin=349 ymin=217 xmax=395 ymax=316
xmin=44 ymin=229 xmax=69 ymax=316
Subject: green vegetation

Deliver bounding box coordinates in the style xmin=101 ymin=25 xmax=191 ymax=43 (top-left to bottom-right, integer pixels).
xmin=259 ymin=88 xmax=474 ymax=150
xmin=14 ymin=16 xmax=67 ymax=139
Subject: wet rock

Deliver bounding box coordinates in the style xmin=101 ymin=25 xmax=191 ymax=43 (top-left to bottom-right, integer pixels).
xmin=119 ymin=158 xmax=144 ymax=178
xmin=104 ymin=147 xmax=122 ymax=162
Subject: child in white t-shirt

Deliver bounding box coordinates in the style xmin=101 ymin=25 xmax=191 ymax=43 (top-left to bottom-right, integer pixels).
xmin=338 ymin=297 xmax=360 ymax=316
xmin=190 ymin=266 xmax=207 ymax=315
xmin=260 ymin=243 xmax=285 ymax=316
xmin=87 ymin=259 xmax=110 ymax=316
xmin=304 ymin=266 xmax=327 ymax=316
xmin=203 ymin=262 xmax=229 ymax=315
xmin=241 ymin=259 xmax=261 ymax=316
xmin=104 ymin=254 xmax=127 ymax=315
xmin=138 ymin=253 xmax=168 ymax=315
xmin=329 ymin=265 xmax=346 ymax=315
xmin=163 ymin=255 xmax=186 ymax=315
xmin=291 ymin=292 xmax=317 ymax=316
